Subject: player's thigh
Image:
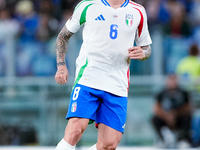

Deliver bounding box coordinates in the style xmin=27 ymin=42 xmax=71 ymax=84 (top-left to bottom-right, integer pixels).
xmin=97 ymin=123 xmax=122 ymax=149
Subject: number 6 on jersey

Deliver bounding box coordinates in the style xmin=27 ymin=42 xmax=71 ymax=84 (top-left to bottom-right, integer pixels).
xmin=110 ymin=24 xmax=118 ymax=39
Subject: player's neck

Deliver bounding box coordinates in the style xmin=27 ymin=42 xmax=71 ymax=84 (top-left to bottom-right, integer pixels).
xmin=107 ymin=0 xmax=126 ymax=9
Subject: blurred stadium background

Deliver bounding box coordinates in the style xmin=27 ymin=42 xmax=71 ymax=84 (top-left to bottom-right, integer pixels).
xmin=0 ymin=0 xmax=200 ymax=149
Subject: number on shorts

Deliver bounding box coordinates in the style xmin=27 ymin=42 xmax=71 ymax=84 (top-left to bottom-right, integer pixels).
xmin=73 ymin=87 xmax=81 ymax=100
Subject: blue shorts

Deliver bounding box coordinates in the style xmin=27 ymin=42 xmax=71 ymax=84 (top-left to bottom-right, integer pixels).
xmin=66 ymin=84 xmax=127 ymax=133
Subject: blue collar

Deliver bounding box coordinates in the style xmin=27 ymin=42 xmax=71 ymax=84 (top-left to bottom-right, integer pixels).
xmin=101 ymin=0 xmax=129 ymax=7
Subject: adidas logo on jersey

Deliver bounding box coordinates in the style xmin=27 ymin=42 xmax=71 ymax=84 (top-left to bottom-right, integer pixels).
xmin=95 ymin=14 xmax=105 ymax=21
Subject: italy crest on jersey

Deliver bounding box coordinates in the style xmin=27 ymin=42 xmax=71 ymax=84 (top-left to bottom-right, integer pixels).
xmin=125 ymin=14 xmax=133 ymax=27
xmin=71 ymin=102 xmax=77 ymax=112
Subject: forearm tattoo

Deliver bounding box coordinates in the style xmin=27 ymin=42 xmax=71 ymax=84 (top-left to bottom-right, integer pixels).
xmin=141 ymin=45 xmax=151 ymax=60
xmin=55 ymin=26 xmax=73 ymax=67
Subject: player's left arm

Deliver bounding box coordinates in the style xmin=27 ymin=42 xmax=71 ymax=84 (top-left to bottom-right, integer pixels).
xmin=127 ymin=45 xmax=151 ymax=60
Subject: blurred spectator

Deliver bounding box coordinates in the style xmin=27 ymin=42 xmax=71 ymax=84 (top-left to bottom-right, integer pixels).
xmin=0 ymin=0 xmax=6 ymax=9
xmin=0 ymin=7 xmax=20 ymax=76
xmin=14 ymin=0 xmax=39 ymax=76
xmin=15 ymin=0 xmax=39 ymax=42
xmin=151 ymin=74 xmax=192 ymax=148
xmin=33 ymin=8 xmax=59 ymax=76
xmin=146 ymin=0 xmax=170 ymax=26
xmin=176 ymin=44 xmax=200 ymax=90
xmin=145 ymin=0 xmax=161 ymax=27
xmin=157 ymin=0 xmax=171 ymax=24
xmin=38 ymin=0 xmax=54 ymax=15
xmin=188 ymin=0 xmax=200 ymax=28
xmin=189 ymin=0 xmax=200 ymax=48
xmin=164 ymin=0 xmax=191 ymax=37
xmin=0 ymin=7 xmax=19 ymax=39
xmin=146 ymin=0 xmax=191 ymax=37
xmin=178 ymin=0 xmax=194 ymax=13
xmin=36 ymin=13 xmax=58 ymax=42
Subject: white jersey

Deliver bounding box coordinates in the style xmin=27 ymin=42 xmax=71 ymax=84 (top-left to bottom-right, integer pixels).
xmin=66 ymin=0 xmax=152 ymax=97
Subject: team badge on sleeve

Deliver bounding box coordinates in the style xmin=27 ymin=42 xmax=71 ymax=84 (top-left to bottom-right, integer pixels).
xmin=125 ymin=14 xmax=133 ymax=27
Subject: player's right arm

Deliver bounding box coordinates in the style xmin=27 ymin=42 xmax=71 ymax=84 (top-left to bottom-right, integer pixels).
xmin=55 ymin=0 xmax=92 ymax=84
xmin=55 ymin=26 xmax=74 ymax=84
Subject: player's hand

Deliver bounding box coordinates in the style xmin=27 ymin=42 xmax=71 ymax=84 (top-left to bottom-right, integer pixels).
xmin=55 ymin=65 xmax=69 ymax=84
xmin=127 ymin=46 xmax=145 ymax=60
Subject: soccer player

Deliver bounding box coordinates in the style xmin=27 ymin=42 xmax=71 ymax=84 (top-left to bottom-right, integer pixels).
xmin=55 ymin=0 xmax=152 ymax=150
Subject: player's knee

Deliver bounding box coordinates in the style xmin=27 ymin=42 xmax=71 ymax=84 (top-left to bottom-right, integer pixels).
xmin=69 ymin=127 xmax=83 ymax=139
xmin=64 ymin=127 xmax=83 ymax=145
xmin=72 ymin=128 xmax=81 ymax=137
xmin=65 ymin=118 xmax=88 ymax=139
xmin=99 ymin=138 xmax=120 ymax=150
xmin=64 ymin=124 xmax=84 ymax=144
xmin=103 ymin=144 xmax=118 ymax=150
